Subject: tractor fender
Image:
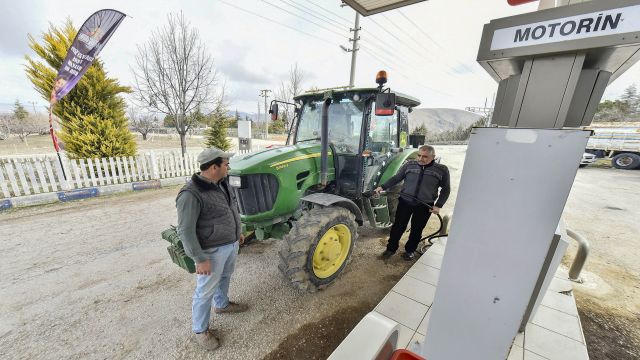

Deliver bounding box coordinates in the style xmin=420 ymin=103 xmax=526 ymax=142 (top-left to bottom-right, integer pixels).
xmin=377 ymin=148 xmax=418 ymax=185
xmin=300 ymin=193 xmax=364 ymax=226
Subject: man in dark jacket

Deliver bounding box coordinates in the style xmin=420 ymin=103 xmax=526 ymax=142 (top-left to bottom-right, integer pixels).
xmin=176 ymin=147 xmax=248 ymax=351
xmin=375 ymin=145 xmax=450 ymax=261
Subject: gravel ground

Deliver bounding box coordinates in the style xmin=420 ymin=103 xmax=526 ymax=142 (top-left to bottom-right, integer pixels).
xmin=0 ymin=145 xmax=637 ymax=359
xmin=0 ymin=187 xmax=414 ymax=360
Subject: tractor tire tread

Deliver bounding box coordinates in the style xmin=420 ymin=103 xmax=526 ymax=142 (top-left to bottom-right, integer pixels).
xmin=278 ymin=206 xmax=357 ymax=292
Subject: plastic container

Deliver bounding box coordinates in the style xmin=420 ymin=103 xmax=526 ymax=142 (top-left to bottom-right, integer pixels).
xmin=390 ymin=349 xmax=425 ymax=360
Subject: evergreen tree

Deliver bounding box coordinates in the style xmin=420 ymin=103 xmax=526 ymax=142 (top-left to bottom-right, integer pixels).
xmin=13 ymin=100 xmax=29 ymax=121
xmin=189 ymin=108 xmax=207 ymax=128
xmin=203 ymin=117 xmax=231 ymax=151
xmin=411 ymin=124 xmax=428 ymax=136
xmin=269 ymin=118 xmax=285 ymax=133
xmin=24 ymin=20 xmax=136 ymax=158
xmin=620 ymin=84 xmax=639 ymax=116
xmin=227 ymin=109 xmax=240 ymax=128
xmin=163 ymin=114 xmax=176 ymax=128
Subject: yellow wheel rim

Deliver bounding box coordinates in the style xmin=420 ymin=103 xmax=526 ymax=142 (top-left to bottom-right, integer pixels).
xmin=312 ymin=224 xmax=352 ymax=279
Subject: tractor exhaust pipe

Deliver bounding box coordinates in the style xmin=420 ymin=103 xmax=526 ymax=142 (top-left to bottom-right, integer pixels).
xmin=320 ymin=98 xmax=331 ymax=186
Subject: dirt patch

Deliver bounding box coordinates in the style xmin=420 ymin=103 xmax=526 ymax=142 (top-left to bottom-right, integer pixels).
xmin=261 ymin=302 xmax=374 ymax=360
xmin=578 ymin=298 xmax=640 ymax=360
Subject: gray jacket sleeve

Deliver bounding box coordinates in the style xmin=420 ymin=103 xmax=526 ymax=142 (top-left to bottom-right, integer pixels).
xmin=381 ymin=163 xmax=409 ymax=190
xmin=435 ymin=166 xmax=451 ymax=208
xmin=176 ymin=191 xmax=207 ymax=263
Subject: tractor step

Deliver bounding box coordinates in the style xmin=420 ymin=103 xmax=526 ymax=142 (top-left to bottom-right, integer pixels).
xmin=364 ymin=195 xmax=393 ymax=229
xmin=375 ymin=222 xmax=392 ymax=229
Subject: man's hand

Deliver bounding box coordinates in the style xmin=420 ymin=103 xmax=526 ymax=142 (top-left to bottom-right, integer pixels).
xmin=196 ymin=260 xmax=212 ymax=275
xmin=239 ymin=234 xmax=245 ymax=246
xmin=374 ymin=186 xmax=383 ymax=194
xmin=430 ymin=206 xmax=441 ymax=214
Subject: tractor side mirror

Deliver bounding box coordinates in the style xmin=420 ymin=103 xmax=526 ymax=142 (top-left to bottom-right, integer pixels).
xmin=269 ymin=102 xmax=279 ymax=121
xmin=375 ymin=93 xmax=396 ymax=116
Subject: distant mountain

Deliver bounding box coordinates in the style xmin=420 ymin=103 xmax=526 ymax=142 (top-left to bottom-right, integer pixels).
xmin=409 ymin=108 xmax=483 ymax=134
xmin=227 ymin=110 xmax=260 ymax=122
xmin=227 ymin=107 xmax=483 ymax=130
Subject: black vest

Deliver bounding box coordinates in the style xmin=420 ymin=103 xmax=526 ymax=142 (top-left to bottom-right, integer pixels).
xmin=178 ymin=174 xmax=241 ymax=249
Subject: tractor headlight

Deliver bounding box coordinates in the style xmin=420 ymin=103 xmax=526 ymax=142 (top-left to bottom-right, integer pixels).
xmin=228 ymin=176 xmax=243 ymax=188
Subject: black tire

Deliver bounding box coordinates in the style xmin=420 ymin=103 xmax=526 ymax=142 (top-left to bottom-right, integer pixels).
xmin=278 ymin=206 xmax=358 ymax=292
xmin=578 ymin=164 xmax=588 ymax=168
xmin=611 ymin=153 xmax=640 ymax=170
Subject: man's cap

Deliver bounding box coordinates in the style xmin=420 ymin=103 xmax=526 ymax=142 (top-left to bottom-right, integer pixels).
xmin=197 ymin=147 xmax=235 ymax=164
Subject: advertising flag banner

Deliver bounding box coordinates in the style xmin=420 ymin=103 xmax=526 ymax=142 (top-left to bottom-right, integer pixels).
xmin=51 ymin=9 xmax=126 ymax=104
xmin=48 ymin=9 xmax=126 ymax=175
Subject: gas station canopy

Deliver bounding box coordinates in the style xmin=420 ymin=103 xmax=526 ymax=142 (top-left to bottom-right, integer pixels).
xmin=342 ymin=0 xmax=427 ymax=16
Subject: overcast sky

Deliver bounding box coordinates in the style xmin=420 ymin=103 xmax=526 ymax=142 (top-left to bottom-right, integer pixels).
xmin=1 ymin=0 xmax=638 ymax=115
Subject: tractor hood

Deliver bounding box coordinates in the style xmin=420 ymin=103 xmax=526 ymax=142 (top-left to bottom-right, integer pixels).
xmin=227 ymin=142 xmax=336 ymax=226
xmin=229 ymin=142 xmax=328 ymax=175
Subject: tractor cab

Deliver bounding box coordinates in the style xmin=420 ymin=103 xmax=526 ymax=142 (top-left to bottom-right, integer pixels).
xmin=286 ymin=73 xmax=420 ymax=200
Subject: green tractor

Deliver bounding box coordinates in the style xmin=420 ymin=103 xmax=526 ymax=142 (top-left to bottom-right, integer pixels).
xmin=226 ymin=72 xmax=421 ymax=292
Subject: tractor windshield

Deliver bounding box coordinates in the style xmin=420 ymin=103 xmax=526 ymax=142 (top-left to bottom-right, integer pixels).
xmin=296 ymin=98 xmax=365 ymax=154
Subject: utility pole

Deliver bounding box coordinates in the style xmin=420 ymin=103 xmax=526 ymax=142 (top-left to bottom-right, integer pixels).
xmin=259 ymin=89 xmax=271 ymax=139
xmin=340 ymin=5 xmax=361 ymax=88
xmin=349 ymin=13 xmax=360 ymax=88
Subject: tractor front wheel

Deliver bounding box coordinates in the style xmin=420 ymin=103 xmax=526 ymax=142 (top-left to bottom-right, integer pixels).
xmin=278 ymin=206 xmax=358 ymax=292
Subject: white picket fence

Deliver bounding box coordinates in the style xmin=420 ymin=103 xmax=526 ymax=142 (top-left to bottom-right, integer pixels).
xmin=0 ymin=151 xmax=200 ymax=199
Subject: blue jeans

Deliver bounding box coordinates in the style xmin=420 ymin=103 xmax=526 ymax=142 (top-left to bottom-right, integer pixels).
xmin=192 ymin=241 xmax=239 ymax=333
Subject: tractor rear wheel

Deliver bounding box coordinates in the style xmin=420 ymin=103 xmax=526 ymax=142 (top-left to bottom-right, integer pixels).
xmin=278 ymin=206 xmax=358 ymax=292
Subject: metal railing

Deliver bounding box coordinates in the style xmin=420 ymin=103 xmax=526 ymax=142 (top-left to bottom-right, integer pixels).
xmin=566 ymin=228 xmax=590 ymax=282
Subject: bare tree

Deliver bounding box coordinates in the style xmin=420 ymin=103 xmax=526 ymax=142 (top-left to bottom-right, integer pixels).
xmin=0 ymin=114 xmax=12 ymax=140
xmin=128 ymin=105 xmax=159 ymax=140
xmin=8 ymin=100 xmax=47 ymax=145
xmin=275 ymin=63 xmax=306 ymax=130
xmin=132 ymin=12 xmax=218 ymax=155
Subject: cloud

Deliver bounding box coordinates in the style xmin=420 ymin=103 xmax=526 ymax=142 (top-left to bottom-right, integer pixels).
xmin=0 ymin=1 xmax=47 ymax=56
xmin=215 ymin=40 xmax=270 ymax=85
xmin=450 ymin=62 xmax=478 ymax=75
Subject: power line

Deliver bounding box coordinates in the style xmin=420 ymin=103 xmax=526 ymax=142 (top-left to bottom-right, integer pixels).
xmin=217 ymin=0 xmax=337 ymax=45
xmin=305 ymin=0 xmax=353 ymax=25
xmin=365 ymin=14 xmax=471 ymax=77
xmin=359 ymin=47 xmax=453 ymax=98
xmin=380 ymin=13 xmax=435 ymax=60
xmin=397 ymin=9 xmax=443 ymax=50
xmin=297 ymin=1 xmax=433 ymax=74
xmin=365 ymin=16 xmax=426 ymax=60
xmin=396 ymin=9 xmax=475 ymax=73
xmin=218 ymin=0 xmax=452 ymax=99
xmin=280 ymin=0 xmax=348 ymax=30
xmin=261 ymin=0 xmax=348 ymax=39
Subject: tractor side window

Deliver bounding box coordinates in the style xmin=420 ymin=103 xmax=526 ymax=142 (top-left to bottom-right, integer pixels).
xmin=298 ymin=103 xmax=321 ymax=142
xmin=368 ymin=103 xmax=397 ymax=153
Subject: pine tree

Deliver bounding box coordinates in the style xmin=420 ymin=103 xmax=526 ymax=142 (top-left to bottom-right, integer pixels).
xmin=203 ymin=91 xmax=232 ymax=150
xmin=620 ymin=84 xmax=639 ymax=116
xmin=228 ymin=109 xmax=240 ymax=128
xmin=24 ymin=20 xmax=136 ymax=158
xmin=13 ymin=100 xmax=29 ymax=121
xmin=269 ymin=118 xmax=285 ymax=133
xmin=203 ymin=117 xmax=231 ymax=151
xmin=411 ymin=124 xmax=428 ymax=136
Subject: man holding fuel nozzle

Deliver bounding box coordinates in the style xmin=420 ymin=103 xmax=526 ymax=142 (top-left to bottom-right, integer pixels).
xmin=375 ymin=145 xmax=450 ymax=261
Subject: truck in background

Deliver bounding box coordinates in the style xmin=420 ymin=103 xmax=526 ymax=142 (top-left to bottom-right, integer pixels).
xmin=585 ymin=124 xmax=640 ymax=170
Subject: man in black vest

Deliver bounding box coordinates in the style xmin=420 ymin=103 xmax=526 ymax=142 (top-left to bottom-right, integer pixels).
xmin=176 ymin=147 xmax=248 ymax=350
xmin=375 ymin=145 xmax=450 ymax=261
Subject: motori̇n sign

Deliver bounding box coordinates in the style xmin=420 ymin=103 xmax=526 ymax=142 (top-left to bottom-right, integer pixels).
xmin=491 ymin=4 xmax=640 ymax=50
